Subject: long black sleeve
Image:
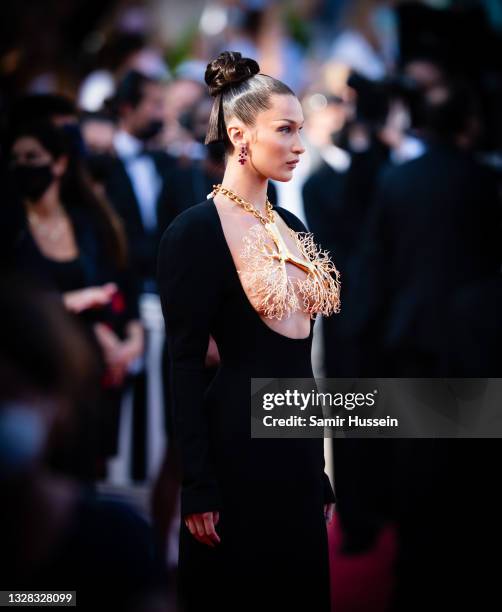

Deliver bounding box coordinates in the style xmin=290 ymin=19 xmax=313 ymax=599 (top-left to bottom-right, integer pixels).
xmin=157 ymin=208 xmax=223 ymax=516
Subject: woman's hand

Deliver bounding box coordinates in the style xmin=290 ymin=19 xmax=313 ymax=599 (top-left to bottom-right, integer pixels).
xmin=119 ymin=320 xmax=145 ymax=367
xmin=93 ymin=320 xmax=144 ymax=387
xmin=324 ymin=503 xmax=335 ymax=524
xmin=93 ymin=323 xmax=124 ymax=385
xmin=184 ymin=511 xmax=221 ymax=547
xmin=63 ymin=283 xmax=117 ymax=313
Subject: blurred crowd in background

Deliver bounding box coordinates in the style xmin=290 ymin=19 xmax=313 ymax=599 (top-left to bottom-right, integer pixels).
xmin=1 ymin=1 xmax=502 ymax=610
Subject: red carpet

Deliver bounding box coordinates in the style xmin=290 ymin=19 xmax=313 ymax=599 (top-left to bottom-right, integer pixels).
xmin=328 ymin=515 xmax=398 ymax=612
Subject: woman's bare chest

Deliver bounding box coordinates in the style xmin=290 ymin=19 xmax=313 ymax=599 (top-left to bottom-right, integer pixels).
xmin=215 ymin=204 xmax=341 ymax=331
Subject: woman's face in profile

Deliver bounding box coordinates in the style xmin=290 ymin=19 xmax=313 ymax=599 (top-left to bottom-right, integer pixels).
xmin=248 ymin=93 xmax=305 ymax=182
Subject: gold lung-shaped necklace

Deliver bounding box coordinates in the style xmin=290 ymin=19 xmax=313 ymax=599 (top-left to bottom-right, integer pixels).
xmin=210 ymin=184 xmax=341 ymax=320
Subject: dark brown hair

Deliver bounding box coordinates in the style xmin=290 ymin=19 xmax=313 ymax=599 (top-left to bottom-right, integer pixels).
xmin=204 ymin=51 xmax=294 ymax=151
xmin=10 ymin=121 xmax=128 ymax=269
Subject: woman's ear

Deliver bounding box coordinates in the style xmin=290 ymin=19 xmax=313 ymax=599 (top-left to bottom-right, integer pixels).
xmin=226 ymin=120 xmax=248 ymax=150
xmin=52 ymin=155 xmax=68 ymax=178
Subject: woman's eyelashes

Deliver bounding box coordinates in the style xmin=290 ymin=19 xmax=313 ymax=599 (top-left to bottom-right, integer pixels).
xmin=278 ymin=125 xmax=303 ymax=134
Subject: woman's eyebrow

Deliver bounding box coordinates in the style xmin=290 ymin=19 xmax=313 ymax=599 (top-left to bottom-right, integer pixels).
xmin=273 ymin=119 xmax=305 ymax=125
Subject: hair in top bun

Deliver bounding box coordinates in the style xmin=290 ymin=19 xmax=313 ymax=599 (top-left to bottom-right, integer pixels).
xmin=204 ymin=51 xmax=294 ymax=150
xmin=205 ymin=51 xmax=260 ymax=97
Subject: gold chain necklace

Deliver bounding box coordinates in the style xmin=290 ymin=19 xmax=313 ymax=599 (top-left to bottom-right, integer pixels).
xmin=211 ymin=182 xmax=316 ymax=273
xmin=27 ymin=210 xmax=67 ymax=242
xmin=210 ymin=183 xmax=274 ymax=226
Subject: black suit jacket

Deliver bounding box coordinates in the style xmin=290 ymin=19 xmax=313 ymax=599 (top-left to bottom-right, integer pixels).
xmin=332 ymin=143 xmax=502 ymax=611
xmin=345 ymin=141 xmax=502 ymax=375
xmin=303 ymin=149 xmax=386 ymax=272
xmin=302 ymin=150 xmax=387 ymax=376
xmin=105 ymin=151 xmax=177 ymax=289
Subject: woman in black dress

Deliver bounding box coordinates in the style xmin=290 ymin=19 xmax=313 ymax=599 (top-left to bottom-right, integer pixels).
xmin=4 ymin=121 xmax=143 ymax=480
xmin=158 ymin=52 xmax=341 ymax=612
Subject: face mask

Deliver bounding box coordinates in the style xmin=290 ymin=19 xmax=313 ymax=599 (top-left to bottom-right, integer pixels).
xmin=86 ymin=152 xmax=115 ymax=183
xmin=10 ymin=164 xmax=54 ymax=202
xmin=0 ymin=404 xmax=47 ymax=478
xmin=135 ymin=119 xmax=164 ymax=142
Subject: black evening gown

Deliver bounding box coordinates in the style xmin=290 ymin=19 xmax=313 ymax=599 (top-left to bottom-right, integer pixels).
xmin=158 ymin=199 xmax=335 ymax=612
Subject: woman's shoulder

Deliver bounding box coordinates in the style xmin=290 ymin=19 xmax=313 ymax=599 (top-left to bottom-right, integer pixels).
xmin=159 ymin=199 xmax=218 ymax=253
xmin=172 ymin=198 xmax=215 ymax=224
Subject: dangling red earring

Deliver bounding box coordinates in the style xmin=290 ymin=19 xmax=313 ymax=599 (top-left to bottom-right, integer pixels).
xmin=238 ymin=144 xmax=247 ymax=165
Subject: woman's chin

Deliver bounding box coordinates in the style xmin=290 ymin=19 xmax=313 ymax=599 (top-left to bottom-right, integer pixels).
xmin=270 ymin=168 xmax=295 ymax=182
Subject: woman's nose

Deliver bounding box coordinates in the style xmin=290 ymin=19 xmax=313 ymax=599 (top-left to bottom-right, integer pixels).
xmin=293 ymin=137 xmax=305 ymax=155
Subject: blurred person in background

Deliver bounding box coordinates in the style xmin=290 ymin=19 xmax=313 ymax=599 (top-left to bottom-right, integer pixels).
xmin=7 ymin=93 xmax=78 ymax=130
xmin=162 ymin=93 xmax=226 ymax=226
xmin=104 ymin=69 xmax=176 ymax=295
xmin=377 ymin=55 xmax=449 ymax=167
xmin=338 ymin=71 xmax=392 ymax=163
xmin=302 ymin=87 xmax=396 ymax=608
xmin=0 ymin=277 xmax=169 ymax=612
xmin=346 ymin=77 xmax=499 ymax=376
xmin=80 ymin=110 xmax=118 ymax=197
xmin=2 ymin=120 xmax=144 ymax=481
xmin=78 ymin=30 xmax=171 ymax=113
xmin=341 ymin=77 xmax=502 ymax=611
xmin=80 ymin=110 xmax=117 ymax=157
xmin=377 ymin=74 xmax=427 ymax=166
xmin=330 ymin=0 xmax=399 ymax=81
xmin=403 ymin=54 xmax=447 ymax=93
xmin=103 ymin=69 xmax=180 ymax=483
xmin=4 ymin=93 xmax=88 ymax=161
xmin=220 ymin=1 xmax=308 ymax=93
xmin=162 ymin=71 xmax=206 ymax=157
xmin=78 ymin=32 xmax=147 ymax=114
xmin=303 ymin=90 xmax=386 ymax=378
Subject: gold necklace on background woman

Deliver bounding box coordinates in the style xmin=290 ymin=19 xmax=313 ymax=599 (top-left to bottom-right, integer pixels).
xmin=27 ymin=208 xmax=68 ymax=243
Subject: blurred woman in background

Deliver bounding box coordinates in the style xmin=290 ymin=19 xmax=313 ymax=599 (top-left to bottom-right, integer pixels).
xmin=3 ymin=121 xmax=144 ymax=480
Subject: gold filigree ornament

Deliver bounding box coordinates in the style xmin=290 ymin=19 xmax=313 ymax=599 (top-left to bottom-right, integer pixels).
xmin=210 ymin=184 xmax=341 ymax=320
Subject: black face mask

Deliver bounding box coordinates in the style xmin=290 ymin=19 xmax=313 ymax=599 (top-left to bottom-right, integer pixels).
xmin=86 ymin=153 xmax=115 ymax=184
xmin=135 ymin=119 xmax=164 ymax=142
xmin=9 ymin=164 xmax=54 ymax=202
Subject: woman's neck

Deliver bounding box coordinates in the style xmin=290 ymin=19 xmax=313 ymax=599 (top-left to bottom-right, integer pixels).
xmin=220 ymin=158 xmax=269 ymax=214
xmin=25 ymin=183 xmax=64 ymax=219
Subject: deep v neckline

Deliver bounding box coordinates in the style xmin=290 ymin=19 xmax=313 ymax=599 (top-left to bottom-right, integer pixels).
xmin=209 ymin=197 xmax=313 ymax=342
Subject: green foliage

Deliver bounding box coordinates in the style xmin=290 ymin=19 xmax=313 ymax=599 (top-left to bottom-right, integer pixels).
xmin=284 ymin=7 xmax=311 ymax=50
xmin=165 ymin=19 xmax=200 ymax=72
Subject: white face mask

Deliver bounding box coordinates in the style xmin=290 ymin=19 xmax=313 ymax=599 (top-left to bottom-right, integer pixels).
xmin=0 ymin=404 xmax=48 ymax=478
